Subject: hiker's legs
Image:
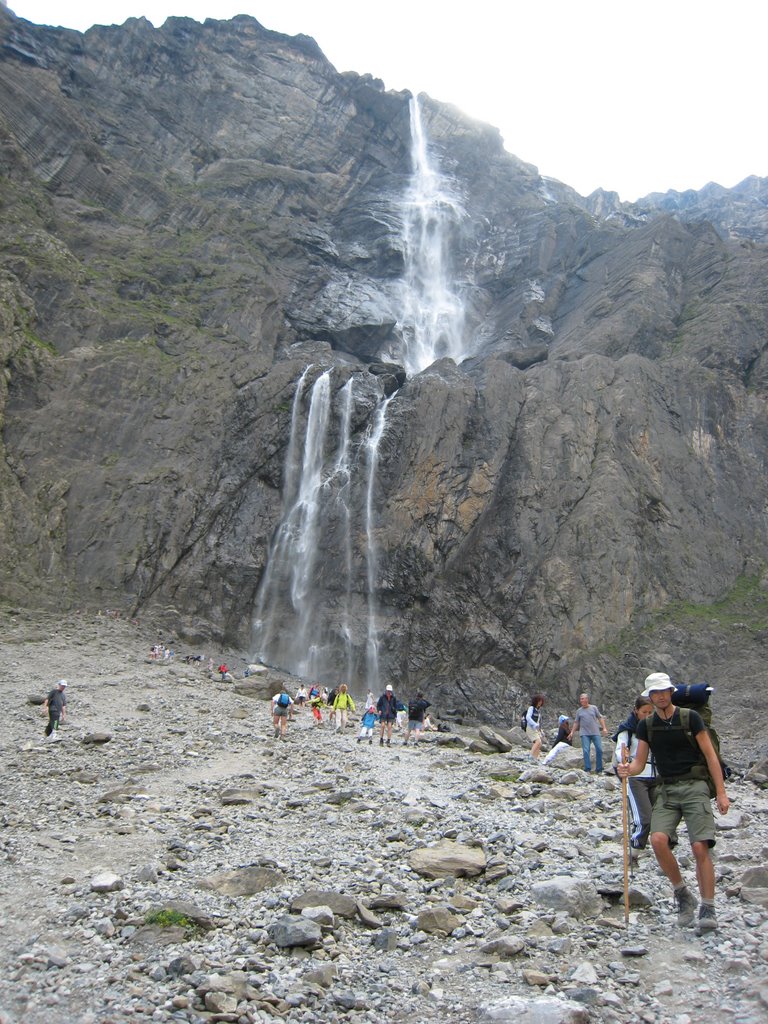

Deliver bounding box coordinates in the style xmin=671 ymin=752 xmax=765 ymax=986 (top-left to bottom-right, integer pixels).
xmin=593 ymin=735 xmax=603 ymax=773
xmin=530 ymin=731 xmax=542 ymax=759
xmin=691 ymin=840 xmax=715 ymax=900
xmin=651 ymin=831 xmax=684 ymax=887
xmin=580 ymin=735 xmax=592 ymax=771
xmin=628 ymin=778 xmax=654 ymax=848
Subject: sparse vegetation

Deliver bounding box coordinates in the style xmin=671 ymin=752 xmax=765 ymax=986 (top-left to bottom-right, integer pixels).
xmin=144 ymin=907 xmax=196 ymax=930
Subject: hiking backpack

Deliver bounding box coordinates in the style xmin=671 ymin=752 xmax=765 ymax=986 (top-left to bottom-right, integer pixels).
xmin=644 ymin=684 xmax=730 ymax=796
xmin=277 ymin=693 xmax=291 ymax=708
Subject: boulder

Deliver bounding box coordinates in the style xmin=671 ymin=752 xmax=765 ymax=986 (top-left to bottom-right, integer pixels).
xmin=408 ymin=840 xmax=487 ymax=879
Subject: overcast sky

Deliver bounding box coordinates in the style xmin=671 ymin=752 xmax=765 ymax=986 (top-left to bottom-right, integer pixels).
xmin=6 ymin=0 xmax=766 ymax=201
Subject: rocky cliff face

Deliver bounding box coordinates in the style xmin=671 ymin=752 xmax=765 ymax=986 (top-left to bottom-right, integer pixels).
xmin=2 ymin=7 xmax=767 ymax=732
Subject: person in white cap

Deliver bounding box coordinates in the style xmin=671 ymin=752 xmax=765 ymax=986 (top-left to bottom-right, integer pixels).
xmin=43 ymin=679 xmax=68 ymax=739
xmin=542 ymin=715 xmax=572 ymax=765
xmin=617 ymin=672 xmax=729 ymax=934
xmin=376 ymin=685 xmax=398 ymax=747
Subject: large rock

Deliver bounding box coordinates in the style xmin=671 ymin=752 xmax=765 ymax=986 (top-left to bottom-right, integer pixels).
xmin=408 ymin=840 xmax=487 ymax=879
xmin=531 ymin=876 xmax=604 ymax=919
xmin=200 ymin=866 xmax=283 ymax=896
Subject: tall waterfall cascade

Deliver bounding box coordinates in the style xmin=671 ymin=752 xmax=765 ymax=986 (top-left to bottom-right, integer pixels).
xmin=396 ymin=95 xmax=470 ymax=376
xmin=253 ymin=101 xmax=464 ymax=687
xmin=252 ymin=369 xmax=391 ymax=688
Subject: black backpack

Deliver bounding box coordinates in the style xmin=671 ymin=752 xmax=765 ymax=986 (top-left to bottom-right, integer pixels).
xmin=644 ymin=685 xmax=729 ymax=796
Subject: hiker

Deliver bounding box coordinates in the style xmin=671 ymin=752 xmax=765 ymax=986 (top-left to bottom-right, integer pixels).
xmin=376 ymin=685 xmax=398 ymax=746
xmin=542 ymin=715 xmax=572 ymax=765
xmin=395 ymin=699 xmax=407 ymax=732
xmin=524 ymin=694 xmax=545 ymax=759
xmin=295 ymin=685 xmax=307 ymax=709
xmin=613 ymin=696 xmax=658 ymax=860
xmin=357 ymin=697 xmax=378 ymax=744
xmin=403 ymin=692 xmax=431 ymax=745
xmin=271 ymin=690 xmax=293 ymax=738
xmin=43 ymin=679 xmax=68 ymax=739
xmin=327 ymin=687 xmax=339 ymax=727
xmin=617 ymin=672 xmax=729 ymax=933
xmin=332 ymin=684 xmax=356 ymax=732
xmin=309 ymin=692 xmax=325 ymax=725
xmin=568 ymin=693 xmax=608 ymax=772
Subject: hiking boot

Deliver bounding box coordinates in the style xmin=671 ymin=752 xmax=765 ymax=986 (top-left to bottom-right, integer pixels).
xmin=273 ymin=727 xmax=280 ymax=738
xmin=357 ymin=737 xmax=361 ymax=744
xmin=675 ymin=887 xmax=698 ymax=928
xmin=697 ymin=904 xmax=718 ymax=934
xmin=379 ymin=737 xmax=384 ymax=746
xmin=386 ymin=739 xmax=391 ymax=747
xmin=368 ymin=738 xmax=373 ymax=745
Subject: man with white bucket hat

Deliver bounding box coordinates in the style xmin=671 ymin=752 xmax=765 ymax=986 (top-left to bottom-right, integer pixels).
xmin=617 ymin=671 xmax=729 ymax=934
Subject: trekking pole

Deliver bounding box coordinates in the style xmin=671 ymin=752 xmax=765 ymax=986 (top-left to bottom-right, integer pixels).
xmin=621 ymin=742 xmax=630 ymax=926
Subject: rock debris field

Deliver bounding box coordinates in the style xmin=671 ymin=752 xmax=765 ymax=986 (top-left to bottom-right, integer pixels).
xmin=3 ymin=611 xmax=768 ymax=1024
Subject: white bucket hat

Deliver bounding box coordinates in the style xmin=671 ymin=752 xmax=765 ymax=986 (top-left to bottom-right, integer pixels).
xmin=642 ymin=672 xmax=674 ymax=696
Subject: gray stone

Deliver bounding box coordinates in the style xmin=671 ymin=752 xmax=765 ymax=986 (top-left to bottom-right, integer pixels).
xmin=268 ymin=915 xmax=322 ymax=949
xmin=90 ymin=872 xmax=124 ymax=893
xmin=531 ymin=876 xmax=604 ymax=918
xmin=483 ymin=995 xmax=589 ymax=1022
xmin=416 ymin=907 xmax=460 ymax=935
xmin=290 ymin=890 xmax=358 ymax=919
xmin=200 ymin=865 xmax=283 ymax=896
xmin=408 ymin=840 xmax=487 ymax=879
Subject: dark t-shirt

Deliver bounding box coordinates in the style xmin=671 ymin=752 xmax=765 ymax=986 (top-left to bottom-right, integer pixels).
xmin=636 ymin=708 xmax=706 ymax=780
xmin=408 ymin=698 xmax=430 ymax=722
xmin=47 ymin=688 xmax=67 ymax=717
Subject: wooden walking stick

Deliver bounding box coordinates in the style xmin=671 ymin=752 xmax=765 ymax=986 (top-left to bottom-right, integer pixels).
xmin=621 ymin=742 xmax=630 ymax=926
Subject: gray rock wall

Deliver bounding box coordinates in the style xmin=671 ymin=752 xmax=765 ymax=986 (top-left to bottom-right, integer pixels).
xmin=1 ymin=8 xmax=767 ymax=726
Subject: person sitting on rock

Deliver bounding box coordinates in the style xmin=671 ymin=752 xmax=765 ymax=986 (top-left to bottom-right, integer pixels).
xmin=542 ymin=715 xmax=572 ymax=765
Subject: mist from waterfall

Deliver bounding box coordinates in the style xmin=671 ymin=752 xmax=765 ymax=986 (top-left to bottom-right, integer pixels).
xmin=397 ymin=95 xmax=469 ymax=376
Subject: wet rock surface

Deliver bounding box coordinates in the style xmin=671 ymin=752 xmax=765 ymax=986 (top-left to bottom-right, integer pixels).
xmin=2 ymin=612 xmax=768 ymax=1023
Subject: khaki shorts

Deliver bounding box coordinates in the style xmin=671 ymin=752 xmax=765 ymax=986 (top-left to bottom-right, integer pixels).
xmin=651 ymin=778 xmax=715 ymax=848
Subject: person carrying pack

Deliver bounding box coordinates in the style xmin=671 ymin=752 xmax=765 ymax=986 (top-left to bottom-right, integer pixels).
xmin=617 ymin=672 xmax=729 ymax=935
xmin=271 ymin=690 xmax=294 ymax=738
xmin=613 ymin=696 xmax=658 ymax=858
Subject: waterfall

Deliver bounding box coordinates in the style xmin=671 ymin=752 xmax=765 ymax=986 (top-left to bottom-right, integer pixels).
xmin=331 ymin=378 xmax=355 ymax=686
xmin=289 ymin=370 xmax=332 ymax=675
xmin=253 ymin=368 xmax=333 ymax=677
xmin=397 ymin=95 xmax=468 ymax=375
xmin=364 ymin=396 xmax=392 ymax=693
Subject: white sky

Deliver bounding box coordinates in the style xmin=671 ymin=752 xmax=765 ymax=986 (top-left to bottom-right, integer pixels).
xmin=6 ymin=0 xmax=766 ymax=201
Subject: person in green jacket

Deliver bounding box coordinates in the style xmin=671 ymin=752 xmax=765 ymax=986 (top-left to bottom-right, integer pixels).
xmin=332 ymin=684 xmax=356 ymax=733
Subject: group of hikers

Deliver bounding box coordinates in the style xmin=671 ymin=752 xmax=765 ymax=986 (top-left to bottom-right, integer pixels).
xmin=43 ymin=663 xmax=729 ymax=936
xmin=270 ymin=683 xmax=432 ymax=746
xmin=523 ymin=673 xmax=729 ymax=934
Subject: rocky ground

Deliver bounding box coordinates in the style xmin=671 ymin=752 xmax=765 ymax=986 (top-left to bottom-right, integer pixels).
xmin=2 ymin=610 xmax=768 ymax=1024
